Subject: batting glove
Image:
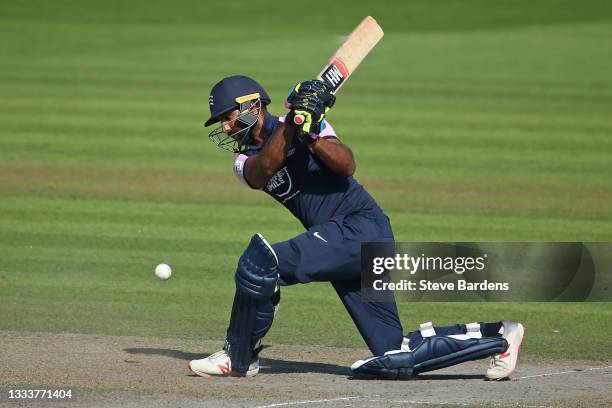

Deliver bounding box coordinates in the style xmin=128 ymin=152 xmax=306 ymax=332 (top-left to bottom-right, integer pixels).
xmin=285 ymin=80 xmax=335 ymax=135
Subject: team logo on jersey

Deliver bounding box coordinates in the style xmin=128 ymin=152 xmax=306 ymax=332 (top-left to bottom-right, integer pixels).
xmin=321 ymin=58 xmax=349 ymax=91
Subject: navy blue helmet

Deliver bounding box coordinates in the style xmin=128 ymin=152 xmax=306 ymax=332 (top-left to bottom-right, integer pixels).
xmin=205 ymin=75 xmax=271 ymax=153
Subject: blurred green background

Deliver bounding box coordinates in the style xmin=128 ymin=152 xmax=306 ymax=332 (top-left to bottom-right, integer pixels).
xmin=1 ymin=0 xmax=611 ymax=359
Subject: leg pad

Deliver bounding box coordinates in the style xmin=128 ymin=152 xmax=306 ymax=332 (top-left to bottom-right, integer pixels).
xmin=226 ymin=233 xmax=279 ymax=373
xmin=351 ymin=336 xmax=507 ymax=380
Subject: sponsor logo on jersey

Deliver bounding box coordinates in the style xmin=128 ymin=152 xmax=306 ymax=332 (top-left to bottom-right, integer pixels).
xmin=266 ymin=166 xmax=293 ymax=198
xmin=313 ymin=232 xmax=328 ymax=243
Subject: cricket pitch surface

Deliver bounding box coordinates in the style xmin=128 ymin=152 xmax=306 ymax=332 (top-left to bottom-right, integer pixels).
xmin=1 ymin=331 xmax=611 ymax=408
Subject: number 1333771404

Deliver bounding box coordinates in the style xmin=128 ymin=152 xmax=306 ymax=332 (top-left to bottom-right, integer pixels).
xmin=7 ymin=389 xmax=73 ymax=399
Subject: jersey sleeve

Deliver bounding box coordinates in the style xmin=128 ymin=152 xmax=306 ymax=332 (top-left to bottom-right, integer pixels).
xmin=318 ymin=120 xmax=338 ymax=140
xmin=233 ymin=153 xmax=255 ymax=188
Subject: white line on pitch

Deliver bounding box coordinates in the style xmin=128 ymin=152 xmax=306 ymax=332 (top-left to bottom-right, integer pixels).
xmin=254 ymin=397 xmax=552 ymax=408
xmin=513 ymin=365 xmax=612 ymax=380
xmin=252 ymin=396 xmax=361 ymax=408
xmin=366 ymin=400 xmax=470 ymax=406
xmin=367 ymin=399 xmax=551 ymax=408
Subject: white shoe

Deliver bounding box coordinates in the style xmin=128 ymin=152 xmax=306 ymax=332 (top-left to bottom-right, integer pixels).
xmin=485 ymin=321 xmax=525 ymax=381
xmin=188 ymin=349 xmax=259 ymax=377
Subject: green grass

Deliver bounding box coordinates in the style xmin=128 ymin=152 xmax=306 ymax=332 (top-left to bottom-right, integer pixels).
xmin=1 ymin=0 xmax=611 ymax=360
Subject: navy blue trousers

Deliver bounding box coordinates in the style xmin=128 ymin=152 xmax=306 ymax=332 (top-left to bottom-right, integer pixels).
xmin=271 ymin=210 xmax=404 ymax=356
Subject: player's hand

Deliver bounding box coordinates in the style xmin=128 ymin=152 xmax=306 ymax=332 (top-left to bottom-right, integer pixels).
xmin=285 ymin=80 xmax=335 ymax=135
xmin=286 ymin=80 xmax=335 ymax=110
xmin=286 ymin=105 xmax=323 ymax=136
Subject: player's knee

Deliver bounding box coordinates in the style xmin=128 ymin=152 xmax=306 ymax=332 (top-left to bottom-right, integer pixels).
xmin=293 ymin=270 xmax=315 ymax=284
xmin=235 ymin=233 xmax=279 ymax=300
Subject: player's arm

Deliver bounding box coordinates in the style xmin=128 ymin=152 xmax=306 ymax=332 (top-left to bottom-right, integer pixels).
xmin=286 ymin=81 xmax=355 ymax=177
xmin=311 ymin=138 xmax=356 ymax=177
xmin=242 ymin=123 xmax=296 ymax=189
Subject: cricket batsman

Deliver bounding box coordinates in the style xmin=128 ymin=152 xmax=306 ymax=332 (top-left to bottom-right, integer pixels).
xmin=189 ymin=75 xmax=525 ymax=380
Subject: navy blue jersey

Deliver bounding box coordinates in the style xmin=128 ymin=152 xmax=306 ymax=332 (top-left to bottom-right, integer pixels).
xmin=233 ymin=112 xmax=383 ymax=229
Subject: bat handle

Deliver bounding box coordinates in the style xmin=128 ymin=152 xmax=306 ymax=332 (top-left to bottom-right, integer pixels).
xmin=293 ymin=114 xmax=305 ymax=126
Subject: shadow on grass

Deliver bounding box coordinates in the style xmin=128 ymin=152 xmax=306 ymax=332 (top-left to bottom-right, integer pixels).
xmin=123 ymin=347 xmax=350 ymax=376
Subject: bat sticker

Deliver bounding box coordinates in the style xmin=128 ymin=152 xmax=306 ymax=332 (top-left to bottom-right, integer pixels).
xmin=321 ymin=58 xmax=349 ymax=91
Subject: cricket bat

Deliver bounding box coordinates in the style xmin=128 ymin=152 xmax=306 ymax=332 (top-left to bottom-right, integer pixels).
xmin=293 ymin=16 xmax=384 ymax=125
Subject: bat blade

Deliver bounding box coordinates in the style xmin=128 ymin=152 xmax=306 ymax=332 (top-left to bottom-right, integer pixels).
xmin=318 ymin=16 xmax=384 ymax=94
xmin=292 ymin=16 xmax=383 ymax=126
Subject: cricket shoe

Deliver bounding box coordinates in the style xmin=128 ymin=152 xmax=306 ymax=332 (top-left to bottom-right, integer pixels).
xmin=188 ymin=350 xmax=259 ymax=377
xmin=485 ymin=321 xmax=525 ymax=381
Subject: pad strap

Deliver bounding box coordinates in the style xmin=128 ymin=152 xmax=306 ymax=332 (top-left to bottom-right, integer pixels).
xmin=466 ymin=322 xmax=483 ymax=338
xmin=419 ymin=322 xmax=436 ymax=338
xmin=448 ymin=322 xmax=483 ymax=340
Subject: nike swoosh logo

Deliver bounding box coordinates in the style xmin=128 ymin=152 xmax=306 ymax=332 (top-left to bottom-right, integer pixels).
xmin=313 ymin=232 xmax=327 ymax=243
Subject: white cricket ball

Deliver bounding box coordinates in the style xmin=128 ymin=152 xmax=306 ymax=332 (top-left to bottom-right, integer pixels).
xmin=155 ymin=263 xmax=172 ymax=280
